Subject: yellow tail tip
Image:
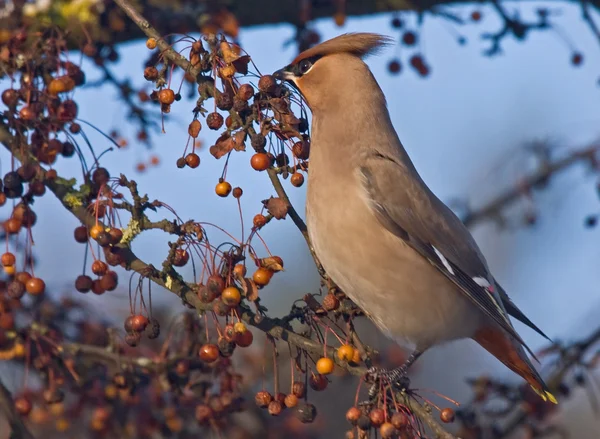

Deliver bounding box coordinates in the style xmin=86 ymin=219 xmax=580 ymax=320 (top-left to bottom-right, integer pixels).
xmin=530 ymin=385 xmax=558 ymax=404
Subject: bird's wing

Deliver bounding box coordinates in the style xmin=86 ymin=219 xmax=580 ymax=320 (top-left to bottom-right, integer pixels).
xmin=495 ymin=281 xmax=551 ymax=341
xmin=358 ymin=149 xmax=537 ymax=353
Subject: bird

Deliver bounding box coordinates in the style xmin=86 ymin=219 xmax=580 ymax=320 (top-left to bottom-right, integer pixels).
xmin=272 ymin=32 xmax=556 ymax=403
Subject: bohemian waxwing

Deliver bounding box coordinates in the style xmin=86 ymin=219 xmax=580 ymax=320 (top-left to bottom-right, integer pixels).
xmin=273 ymin=32 xmax=556 ymax=403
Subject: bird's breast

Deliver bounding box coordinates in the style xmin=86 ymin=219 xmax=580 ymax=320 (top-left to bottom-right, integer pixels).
xmin=305 ymin=164 xmax=481 ymax=350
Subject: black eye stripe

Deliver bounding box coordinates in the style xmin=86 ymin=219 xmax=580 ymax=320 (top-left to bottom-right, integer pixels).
xmin=287 ymin=55 xmax=322 ymax=77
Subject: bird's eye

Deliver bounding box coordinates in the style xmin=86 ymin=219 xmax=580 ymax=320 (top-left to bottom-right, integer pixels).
xmin=298 ymin=59 xmax=313 ymax=74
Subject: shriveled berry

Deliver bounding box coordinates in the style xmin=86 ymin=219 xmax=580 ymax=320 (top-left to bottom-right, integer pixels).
xmin=292 ymin=381 xmax=306 ymax=398
xmin=158 ymin=89 xmax=175 ymax=105
xmin=206 ymin=112 xmax=224 ymax=130
xmin=322 ymin=293 xmax=340 ymax=311
xmin=216 ymin=92 xmax=233 ymax=110
xmin=7 ymin=280 xmax=26 ymax=299
xmin=284 ymin=394 xmax=298 ymax=408
xmin=251 ymin=133 xmax=267 ymax=150
xmin=255 ymin=390 xmax=272 ymax=408
xmin=268 ymin=400 xmax=283 ymax=416
xmin=188 ymin=120 xmax=201 ymax=138
xmin=237 ymin=84 xmax=254 ymax=101
xmin=92 ymin=168 xmax=110 ymax=186
xmin=258 ymin=75 xmax=276 ymax=93
xmin=295 ymin=403 xmax=317 ymax=423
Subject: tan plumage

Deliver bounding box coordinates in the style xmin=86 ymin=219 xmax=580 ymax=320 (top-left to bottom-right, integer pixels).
xmin=273 ymin=33 xmax=556 ymax=403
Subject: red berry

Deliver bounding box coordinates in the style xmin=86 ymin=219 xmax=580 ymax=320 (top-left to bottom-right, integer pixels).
xmin=199 ymin=343 xmax=219 ymax=363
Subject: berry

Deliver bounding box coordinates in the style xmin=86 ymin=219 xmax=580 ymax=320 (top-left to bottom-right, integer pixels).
xmin=206 ymin=112 xmax=224 ymax=130
xmin=253 ymin=214 xmax=267 ymax=228
xmin=337 ymin=344 xmax=356 ymax=362
xmin=258 ymin=75 xmax=276 ymax=93
xmin=572 ymin=52 xmax=583 ymax=66
xmin=440 ymin=407 xmax=455 ymax=423
xmin=346 ymin=407 xmax=361 ymax=425
xmin=91 ymin=260 xmax=108 ymax=276
xmin=90 ymin=225 xmax=104 ymax=239
xmin=215 ymin=181 xmax=232 ymax=197
xmin=199 ymin=343 xmax=219 ymax=363
xmin=234 ymin=322 xmax=247 ymax=333
xmin=316 ymin=357 xmax=334 ymax=375
xmin=75 ymin=275 xmax=93 ymax=293
xmin=295 ymin=403 xmax=317 ymax=423
xmin=471 ymin=10 xmax=482 ymax=21
xmin=130 ymin=315 xmax=148 ymax=332
xmin=185 ymin=153 xmax=200 ymax=168
xmin=4 ymin=218 xmax=21 ymax=234
xmin=388 ymin=59 xmax=402 ymax=74
xmin=292 ymin=381 xmax=306 ymax=398
xmin=252 ymin=267 xmax=274 ymax=286
xmin=7 ymin=280 xmax=26 ymax=299
xmin=74 ymin=226 xmax=88 ymax=243
xmin=158 ymin=89 xmax=175 ymax=105
xmin=322 ymin=293 xmax=340 ymax=311
xmin=369 ymin=408 xmax=385 ymax=427
xmin=99 ymin=271 xmax=118 ymax=291
xmin=250 ymin=153 xmax=271 ymax=171
xmin=380 ymin=422 xmax=396 ymax=438
xmin=25 ymin=277 xmax=45 ymax=295
xmin=402 ymin=31 xmax=417 ymax=46
xmin=237 ymin=84 xmax=254 ymax=101
xmin=14 ymin=396 xmax=32 ymax=416
xmin=309 ymin=374 xmax=328 ymax=391
xmin=144 ymin=66 xmax=159 ymax=81
xmin=268 ymin=400 xmax=283 ymax=416
xmin=172 ymin=249 xmax=189 ymax=267
xmin=1 ymin=89 xmax=19 ymax=107
xmin=234 ymin=329 xmax=253 ymax=347
xmin=255 ymin=390 xmax=272 ymax=408
xmin=284 ymin=394 xmax=298 ymax=408
xmin=195 ymin=404 xmax=213 ymax=424
xmin=221 ymin=286 xmax=241 ymax=306
xmin=391 ymin=17 xmax=403 ymax=28
xmin=391 ymin=412 xmax=409 ymax=429
xmin=290 ymin=172 xmax=304 ymax=187
xmin=232 ymin=187 xmax=243 ymax=198
xmin=146 ymin=38 xmax=157 ymax=49
xmin=188 ymin=120 xmax=201 ymax=138
xmin=1 ymin=252 xmax=15 ymax=267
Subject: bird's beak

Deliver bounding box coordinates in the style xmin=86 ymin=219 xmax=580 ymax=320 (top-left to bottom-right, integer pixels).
xmin=273 ymin=68 xmax=295 ymax=82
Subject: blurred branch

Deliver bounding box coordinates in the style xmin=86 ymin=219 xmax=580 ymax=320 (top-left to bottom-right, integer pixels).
xmin=462 ymin=142 xmax=600 ymax=228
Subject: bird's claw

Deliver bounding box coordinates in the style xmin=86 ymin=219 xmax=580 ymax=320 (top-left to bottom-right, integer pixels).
xmin=365 ymin=366 xmax=411 ymax=399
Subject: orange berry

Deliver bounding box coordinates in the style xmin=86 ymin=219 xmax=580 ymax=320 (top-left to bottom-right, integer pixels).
xmin=440 ymin=407 xmax=455 ymax=423
xmin=25 ymin=277 xmax=45 ymax=295
xmin=337 ymin=344 xmax=356 ymax=362
xmin=90 ymin=224 xmax=104 ymax=239
xmin=290 ymin=172 xmax=304 ymax=187
xmin=215 ymin=181 xmax=232 ymax=197
xmin=233 ymin=264 xmax=246 ymax=277
xmin=146 ymin=38 xmax=157 ymax=49
xmin=199 ymin=343 xmax=219 ymax=363
xmin=233 ymin=322 xmax=246 ymax=333
xmin=252 ymin=267 xmax=273 ymax=286
xmin=380 ymin=422 xmax=396 ymax=438
xmin=221 ymin=286 xmax=241 ymax=306
xmin=316 ymin=357 xmax=334 ymax=375
xmin=253 ymin=214 xmax=267 ymax=228
xmin=284 ymin=393 xmax=298 ymax=408
xmin=158 ymin=89 xmax=175 ymax=105
xmin=3 ymin=265 xmax=15 ymax=275
xmin=4 ymin=218 xmax=22 ymax=234
xmin=250 ymin=153 xmax=271 ymax=171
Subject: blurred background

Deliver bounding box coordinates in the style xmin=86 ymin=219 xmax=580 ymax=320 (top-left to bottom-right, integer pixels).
xmin=2 ymin=0 xmax=600 ymax=437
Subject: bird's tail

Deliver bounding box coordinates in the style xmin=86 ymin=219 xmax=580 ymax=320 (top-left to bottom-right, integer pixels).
xmin=473 ymin=326 xmax=557 ymax=404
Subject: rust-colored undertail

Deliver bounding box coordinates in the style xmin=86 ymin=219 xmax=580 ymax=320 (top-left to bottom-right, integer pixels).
xmin=473 ymin=326 xmax=557 ymax=404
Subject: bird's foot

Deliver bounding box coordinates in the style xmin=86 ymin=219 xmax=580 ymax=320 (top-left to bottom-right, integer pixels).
xmin=365 ymin=366 xmax=411 ymax=400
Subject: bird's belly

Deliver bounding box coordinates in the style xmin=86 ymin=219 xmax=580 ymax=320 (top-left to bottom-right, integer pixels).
xmin=307 ymin=201 xmax=481 ymax=350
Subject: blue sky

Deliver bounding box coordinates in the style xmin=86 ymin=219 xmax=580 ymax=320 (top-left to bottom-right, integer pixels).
xmin=8 ymin=1 xmax=600 ymax=425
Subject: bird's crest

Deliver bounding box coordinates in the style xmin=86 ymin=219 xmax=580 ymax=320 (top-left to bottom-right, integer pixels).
xmin=292 ymin=33 xmax=392 ymax=65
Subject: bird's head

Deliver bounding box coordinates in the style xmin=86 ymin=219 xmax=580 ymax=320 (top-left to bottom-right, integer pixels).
xmin=273 ymin=33 xmax=392 ymax=112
